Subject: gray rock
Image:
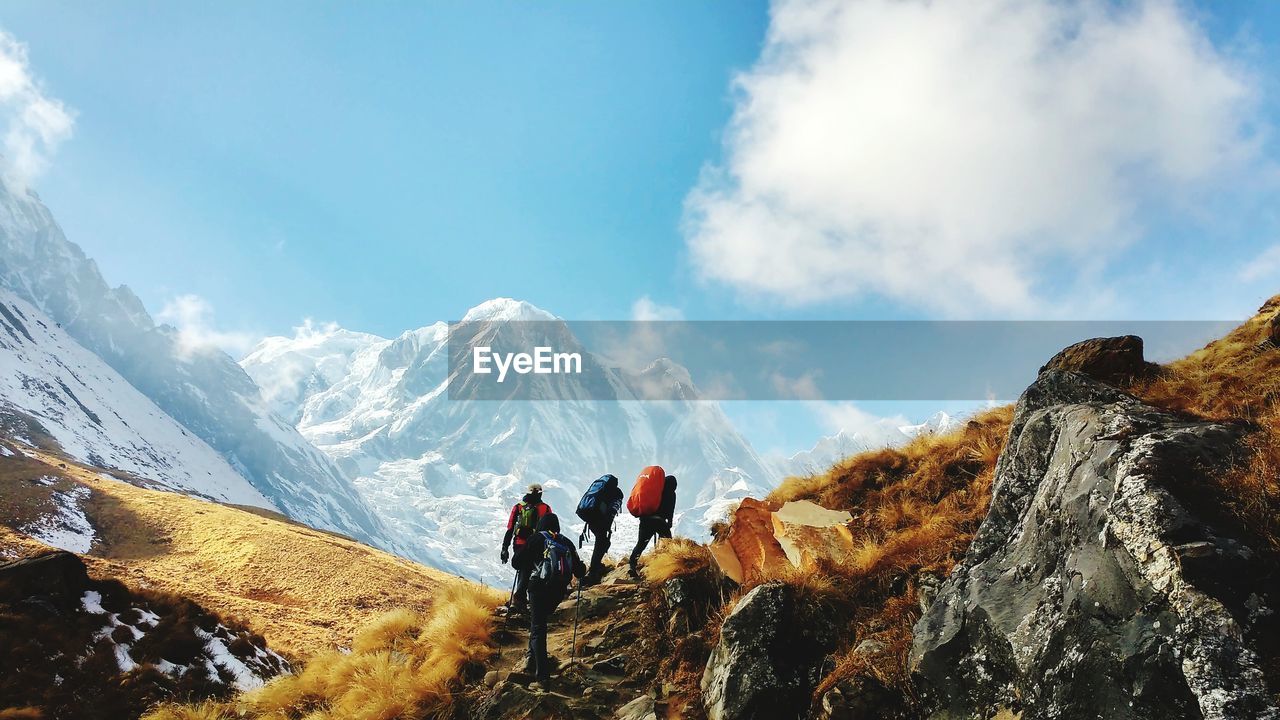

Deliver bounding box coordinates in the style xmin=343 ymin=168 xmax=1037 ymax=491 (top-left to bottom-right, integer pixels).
xmin=616 ymin=695 xmax=658 ymax=720
xmin=701 ymin=581 xmax=835 ymax=720
xmin=910 ymin=370 xmax=1277 ymax=720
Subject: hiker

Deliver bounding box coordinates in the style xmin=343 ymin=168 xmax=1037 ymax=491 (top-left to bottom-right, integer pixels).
xmin=575 ymin=474 xmax=625 ymax=585
xmin=500 ymin=483 xmax=552 ymax=613
xmin=512 ymin=512 xmax=584 ymax=686
xmin=627 ymin=467 xmax=677 ymax=578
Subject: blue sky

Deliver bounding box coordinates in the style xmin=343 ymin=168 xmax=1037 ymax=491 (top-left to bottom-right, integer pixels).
xmin=2 ymin=1 xmax=1279 ymax=456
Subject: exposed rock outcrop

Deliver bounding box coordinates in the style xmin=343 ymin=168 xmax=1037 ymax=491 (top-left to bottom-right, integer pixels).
xmin=711 ymin=498 xmax=855 ymax=582
xmin=0 ymin=549 xmax=290 ymax=718
xmin=772 ymin=500 xmax=855 ymax=569
xmin=702 ymin=581 xmax=836 ymax=720
xmin=1038 ymin=335 xmax=1159 ymax=386
xmin=910 ymin=370 xmax=1277 ymax=720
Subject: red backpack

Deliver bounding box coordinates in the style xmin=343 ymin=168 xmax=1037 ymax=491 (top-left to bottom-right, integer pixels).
xmin=627 ymin=465 xmax=666 ymax=517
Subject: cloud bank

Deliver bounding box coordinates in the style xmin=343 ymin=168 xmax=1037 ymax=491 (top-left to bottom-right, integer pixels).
xmin=684 ymin=0 xmax=1259 ymax=315
xmin=158 ymin=294 xmax=257 ymax=360
xmin=0 ymin=31 xmax=73 ymax=188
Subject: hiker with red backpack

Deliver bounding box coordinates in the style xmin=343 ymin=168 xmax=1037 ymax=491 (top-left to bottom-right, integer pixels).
xmin=575 ymin=474 xmax=624 ymax=586
xmin=627 ymin=466 xmax=678 ymax=578
xmin=511 ymin=512 xmax=584 ymax=688
xmin=500 ymin=483 xmax=552 ymax=614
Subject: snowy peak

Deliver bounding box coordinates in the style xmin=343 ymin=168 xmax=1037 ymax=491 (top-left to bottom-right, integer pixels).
xmin=460 ymin=298 xmax=557 ymax=324
xmin=241 ymin=301 xmax=779 ymax=583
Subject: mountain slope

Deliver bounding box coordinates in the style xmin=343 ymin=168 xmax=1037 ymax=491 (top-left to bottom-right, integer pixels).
xmin=0 ymin=289 xmax=270 ymax=507
xmin=0 ymin=181 xmax=393 ymax=550
xmin=240 ymin=299 xmax=779 ymax=583
xmin=0 ymin=444 xmax=464 ymax=658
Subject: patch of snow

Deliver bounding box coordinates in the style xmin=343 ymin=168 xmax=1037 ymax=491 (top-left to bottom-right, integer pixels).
xmin=0 ymin=444 xmax=13 ymax=457
xmin=81 ymin=590 xmax=106 ymax=614
xmin=24 ymin=485 xmax=94 ymax=553
xmin=197 ymin=625 xmax=273 ymax=691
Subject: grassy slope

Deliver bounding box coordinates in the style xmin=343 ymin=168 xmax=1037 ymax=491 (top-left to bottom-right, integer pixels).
xmin=0 ymin=447 xmax=462 ymax=659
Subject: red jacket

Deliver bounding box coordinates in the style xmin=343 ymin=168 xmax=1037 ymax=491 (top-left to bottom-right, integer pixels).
xmin=505 ymin=500 xmax=551 ymax=548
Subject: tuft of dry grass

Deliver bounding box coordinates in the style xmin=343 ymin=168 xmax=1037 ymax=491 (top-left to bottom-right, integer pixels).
xmin=146 ymin=583 xmax=502 ymax=720
xmin=0 ymin=709 xmax=44 ymax=720
xmin=642 ymin=537 xmax=714 ymax=585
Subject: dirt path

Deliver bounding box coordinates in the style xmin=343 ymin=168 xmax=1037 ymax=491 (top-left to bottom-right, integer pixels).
xmin=464 ymin=565 xmax=688 ymax=720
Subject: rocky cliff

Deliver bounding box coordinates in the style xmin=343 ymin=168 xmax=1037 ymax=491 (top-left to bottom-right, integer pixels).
xmin=911 ymin=369 xmax=1276 ymax=719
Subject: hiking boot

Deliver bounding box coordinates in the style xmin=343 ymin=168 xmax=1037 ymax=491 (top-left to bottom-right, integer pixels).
xmin=627 ymin=564 xmax=642 ymax=580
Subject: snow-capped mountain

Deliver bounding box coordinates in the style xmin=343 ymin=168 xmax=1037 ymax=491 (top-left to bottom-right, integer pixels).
xmin=773 ymin=411 xmax=960 ymax=478
xmin=0 ymin=181 xmax=394 ymax=549
xmin=0 ymin=289 xmax=272 ymax=507
xmin=241 ymin=299 xmax=779 ymax=583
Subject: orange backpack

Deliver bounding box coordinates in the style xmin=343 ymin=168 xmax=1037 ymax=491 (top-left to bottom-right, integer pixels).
xmin=627 ymin=465 xmax=666 ymax=517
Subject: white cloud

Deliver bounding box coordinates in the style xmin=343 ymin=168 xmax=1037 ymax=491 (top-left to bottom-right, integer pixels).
xmin=1239 ymin=243 xmax=1280 ymax=283
xmin=814 ymin=401 xmax=910 ymax=441
xmin=684 ymin=0 xmax=1258 ymax=315
xmin=0 ymin=31 xmax=74 ymax=189
xmin=158 ymin=294 xmax=257 ymax=360
xmin=631 ymin=296 xmax=685 ymax=321
xmin=770 ymin=370 xmax=822 ymax=400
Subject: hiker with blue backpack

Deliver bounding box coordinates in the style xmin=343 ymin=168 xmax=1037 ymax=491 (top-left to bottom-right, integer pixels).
xmin=575 ymin=474 xmax=625 ymax=586
xmin=500 ymin=483 xmax=552 ymax=615
xmin=512 ymin=512 xmax=584 ymax=687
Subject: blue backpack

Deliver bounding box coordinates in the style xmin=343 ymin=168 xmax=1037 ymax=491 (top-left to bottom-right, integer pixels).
xmin=533 ymin=531 xmax=577 ymax=594
xmin=576 ymin=474 xmax=622 ymax=527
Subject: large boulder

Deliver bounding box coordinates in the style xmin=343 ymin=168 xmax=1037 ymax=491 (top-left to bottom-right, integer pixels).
xmin=910 ymin=370 xmax=1277 ymax=720
xmin=1038 ymin=335 xmax=1158 ymax=386
xmin=0 ymin=550 xmax=91 ymax=614
xmin=715 ymin=498 xmax=789 ymax=583
xmin=771 ymin=500 xmax=855 ymax=569
xmin=702 ymin=581 xmax=835 ymax=720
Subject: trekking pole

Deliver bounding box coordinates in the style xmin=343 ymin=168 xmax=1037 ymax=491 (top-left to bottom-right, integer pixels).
xmin=507 ymin=572 xmax=518 ymax=608
xmin=571 ymin=579 xmax=583 ymax=661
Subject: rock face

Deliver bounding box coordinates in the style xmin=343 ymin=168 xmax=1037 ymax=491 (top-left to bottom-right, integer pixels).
xmin=702 ymin=582 xmax=835 ymax=720
xmin=910 ymin=370 xmax=1277 ymax=720
xmin=712 ymin=498 xmax=855 ymax=583
xmin=713 ymin=498 xmax=788 ymax=584
xmin=1038 ymin=335 xmax=1158 ymax=386
xmin=771 ymin=500 xmax=855 ymax=569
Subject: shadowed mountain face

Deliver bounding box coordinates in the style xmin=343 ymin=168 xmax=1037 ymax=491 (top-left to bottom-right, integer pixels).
xmin=0 ymin=181 xmax=396 ymax=552
xmin=240 ymin=300 xmax=779 ymax=582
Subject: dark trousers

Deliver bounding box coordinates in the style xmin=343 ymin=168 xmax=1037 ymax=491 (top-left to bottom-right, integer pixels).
xmin=630 ymin=516 xmax=671 ymax=567
xmin=586 ymin=519 xmax=611 ymax=577
xmin=511 ymin=555 xmax=533 ymax=610
xmin=527 ymin=583 xmax=560 ymax=682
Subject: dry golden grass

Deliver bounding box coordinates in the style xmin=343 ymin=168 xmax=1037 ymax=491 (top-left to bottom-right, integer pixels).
xmin=0 ymin=449 xmax=463 ymax=658
xmin=755 ymin=405 xmax=1015 ymax=707
xmin=642 ymin=537 xmax=713 ymax=585
xmin=0 ymin=708 xmax=44 ymax=720
xmin=769 ymin=404 xmax=1013 ymax=584
xmin=145 ymin=583 xmax=501 ymax=720
xmin=1133 ymin=298 xmax=1280 ymax=557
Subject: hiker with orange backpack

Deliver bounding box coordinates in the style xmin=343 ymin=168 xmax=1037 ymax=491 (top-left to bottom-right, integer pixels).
xmin=627 ymin=466 xmax=677 ymax=578
xmin=500 ymin=483 xmax=552 ymax=614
